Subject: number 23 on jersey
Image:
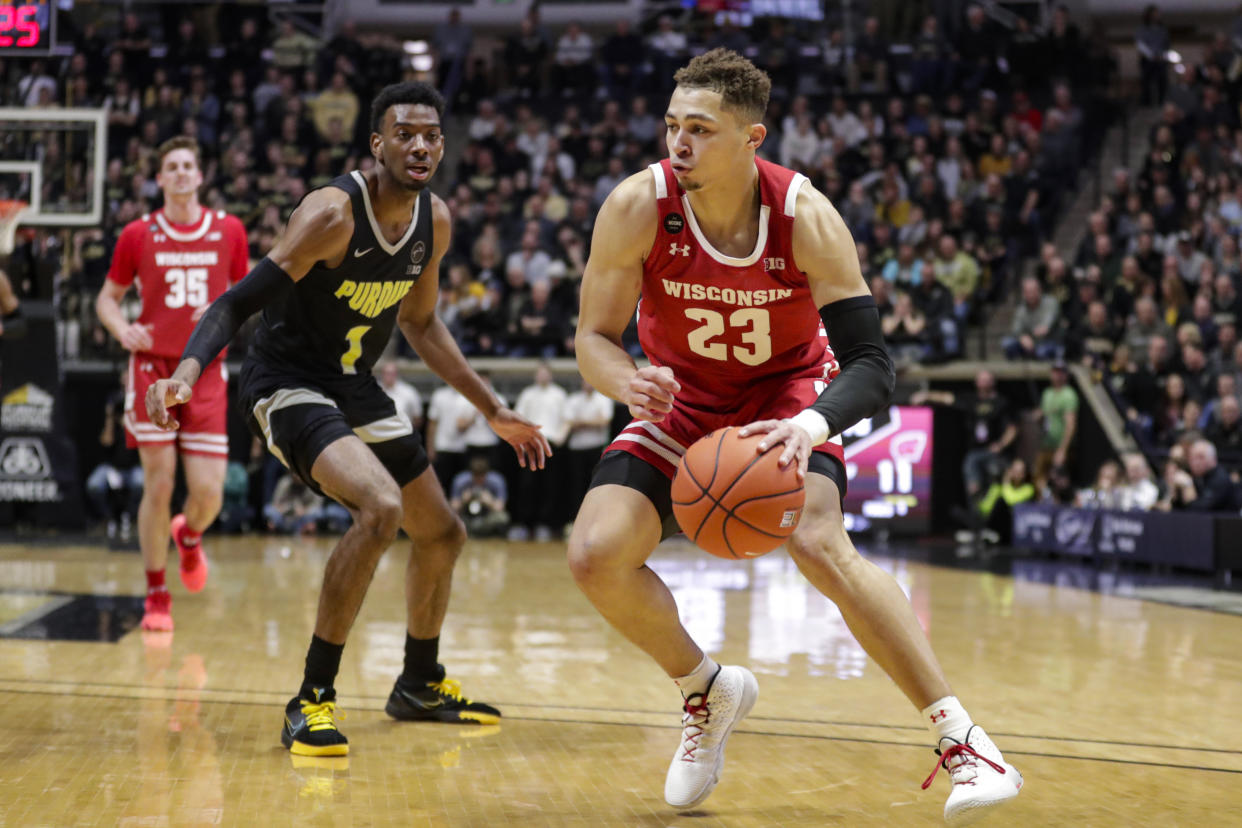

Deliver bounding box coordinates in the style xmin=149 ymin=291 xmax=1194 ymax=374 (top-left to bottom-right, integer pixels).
xmin=684 ymin=307 xmax=772 ymax=366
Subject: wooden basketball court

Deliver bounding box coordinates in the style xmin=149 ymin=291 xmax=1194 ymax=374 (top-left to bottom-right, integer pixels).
xmin=1 ymin=534 xmax=1239 ymax=826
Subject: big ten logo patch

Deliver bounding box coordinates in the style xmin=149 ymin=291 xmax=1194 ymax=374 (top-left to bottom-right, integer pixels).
xmin=764 ymin=257 xmax=786 ymax=271
xmin=408 ymin=240 xmax=426 ymax=276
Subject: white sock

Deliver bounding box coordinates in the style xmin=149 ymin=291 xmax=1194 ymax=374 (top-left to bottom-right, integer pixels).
xmin=921 ymin=696 xmax=973 ymax=744
xmin=672 ymin=654 xmax=719 ymax=699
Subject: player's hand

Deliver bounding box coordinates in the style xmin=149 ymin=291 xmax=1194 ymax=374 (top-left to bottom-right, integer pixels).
xmin=119 ymin=322 xmax=155 ymax=352
xmin=738 ymin=419 xmax=814 ymax=480
xmin=624 ymin=366 xmax=680 ymax=423
xmin=488 ymin=407 xmax=552 ymax=470
xmin=145 ymin=379 xmax=193 ymax=431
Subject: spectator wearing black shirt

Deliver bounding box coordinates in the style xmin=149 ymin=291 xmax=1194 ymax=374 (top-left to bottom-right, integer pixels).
xmin=505 ymin=18 xmax=549 ymax=99
xmin=913 ymin=370 xmax=1018 ymax=500
xmin=1168 ymin=439 xmax=1240 ymax=511
xmin=911 ymin=272 xmax=960 ymax=360
xmin=85 ymin=381 xmax=143 ymax=540
xmin=1205 ymin=394 xmax=1242 ymax=464
xmin=1069 ymin=300 xmax=1119 ymax=368
xmin=600 ymin=19 xmax=643 ymax=102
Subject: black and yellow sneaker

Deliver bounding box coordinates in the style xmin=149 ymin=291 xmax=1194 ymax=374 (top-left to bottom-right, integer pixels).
xmin=385 ymin=676 xmax=501 ymax=725
xmin=281 ymin=688 xmax=349 ymax=756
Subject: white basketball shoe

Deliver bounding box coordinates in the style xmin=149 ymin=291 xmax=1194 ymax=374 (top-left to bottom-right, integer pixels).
xmin=922 ymin=725 xmax=1023 ymax=826
xmin=664 ymin=665 xmax=759 ymax=810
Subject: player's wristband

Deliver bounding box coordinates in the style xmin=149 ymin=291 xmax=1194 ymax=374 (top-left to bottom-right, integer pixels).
xmin=788 ymin=409 xmax=830 ymax=446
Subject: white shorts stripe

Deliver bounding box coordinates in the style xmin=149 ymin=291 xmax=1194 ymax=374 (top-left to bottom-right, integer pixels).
xmin=178 ymin=432 xmax=227 ymax=442
xmin=132 ymin=432 xmax=176 ymax=443
xmin=251 ymin=388 xmax=338 ymax=467
xmin=180 ymin=441 xmax=229 ymax=454
xmin=633 ymin=421 xmax=687 ymax=454
xmin=353 ymin=413 xmax=414 ymax=444
xmin=614 ymin=433 xmax=681 ymax=468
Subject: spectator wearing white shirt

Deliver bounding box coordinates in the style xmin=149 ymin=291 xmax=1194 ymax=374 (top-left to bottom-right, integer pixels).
xmin=510 ymin=364 xmax=570 ymax=541
xmin=1118 ymin=452 xmax=1161 ymax=511
xmin=18 ymin=60 xmax=57 ymax=108
xmin=457 ymin=372 xmax=507 ymax=465
xmin=552 ymin=21 xmax=595 ymax=100
xmin=564 ymin=378 xmax=615 ymax=517
xmin=780 ymin=112 xmax=819 ymax=171
xmin=468 ymin=99 xmax=499 ymax=141
xmin=426 ymin=385 xmax=470 ymax=494
xmin=378 ymin=361 xmax=424 ymax=431
xmin=825 ymin=97 xmax=866 ymax=148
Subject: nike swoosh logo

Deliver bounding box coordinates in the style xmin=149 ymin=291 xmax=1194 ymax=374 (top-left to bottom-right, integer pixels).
xmin=353 ymin=247 xmax=374 ymax=258
xmin=417 ymin=697 xmax=445 ymax=710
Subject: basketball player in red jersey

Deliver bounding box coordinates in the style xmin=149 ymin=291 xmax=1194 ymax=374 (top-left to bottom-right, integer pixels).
xmin=96 ymin=137 xmax=249 ymax=632
xmin=569 ymin=50 xmax=1022 ymax=825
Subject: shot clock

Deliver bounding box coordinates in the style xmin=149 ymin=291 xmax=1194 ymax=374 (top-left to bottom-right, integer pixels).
xmin=0 ymin=2 xmax=55 ymax=55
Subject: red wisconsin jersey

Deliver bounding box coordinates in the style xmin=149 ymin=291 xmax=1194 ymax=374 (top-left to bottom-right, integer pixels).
xmin=639 ymin=158 xmax=839 ymax=411
xmin=107 ymin=208 xmax=249 ymax=358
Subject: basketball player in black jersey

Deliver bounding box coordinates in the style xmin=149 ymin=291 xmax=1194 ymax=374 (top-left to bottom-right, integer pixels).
xmin=145 ymin=82 xmax=551 ymax=756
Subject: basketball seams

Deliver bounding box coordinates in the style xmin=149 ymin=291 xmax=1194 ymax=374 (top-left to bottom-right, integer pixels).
xmin=691 ymin=428 xmax=732 ymax=541
xmin=671 ymin=427 xmax=804 ymax=558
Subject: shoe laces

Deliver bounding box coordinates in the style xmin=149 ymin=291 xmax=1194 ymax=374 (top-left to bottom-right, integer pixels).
xmin=921 ymin=742 xmax=1006 ymax=790
xmin=677 ymin=693 xmax=710 ymax=763
xmin=430 ymin=677 xmax=466 ymax=702
xmin=300 ymin=700 xmax=344 ymax=732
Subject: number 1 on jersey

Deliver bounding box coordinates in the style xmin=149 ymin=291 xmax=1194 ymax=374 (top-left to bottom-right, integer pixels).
xmin=340 ymin=325 xmax=370 ymax=374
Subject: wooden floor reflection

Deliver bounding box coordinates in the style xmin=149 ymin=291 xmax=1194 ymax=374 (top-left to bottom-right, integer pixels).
xmin=1 ymin=535 xmax=1240 ymax=827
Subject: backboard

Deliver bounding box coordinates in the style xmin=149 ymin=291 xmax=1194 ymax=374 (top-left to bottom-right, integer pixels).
xmin=0 ymin=107 xmax=106 ymax=228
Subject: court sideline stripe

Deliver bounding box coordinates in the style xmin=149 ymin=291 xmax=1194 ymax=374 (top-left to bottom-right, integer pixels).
xmin=1 ymin=684 xmax=1241 ymax=776
xmin=0 ymin=674 xmax=1237 ymax=758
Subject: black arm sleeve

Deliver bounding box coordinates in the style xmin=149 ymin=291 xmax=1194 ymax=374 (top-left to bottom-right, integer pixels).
xmin=181 ymin=257 xmax=293 ymax=370
xmin=808 ymin=295 xmax=896 ymax=436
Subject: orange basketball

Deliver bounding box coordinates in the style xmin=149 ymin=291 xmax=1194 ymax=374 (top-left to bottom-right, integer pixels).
xmin=671 ymin=427 xmax=806 ymax=559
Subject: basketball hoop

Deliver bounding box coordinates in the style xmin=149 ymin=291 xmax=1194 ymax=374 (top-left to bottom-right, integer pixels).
xmin=0 ymin=200 xmax=30 ymax=256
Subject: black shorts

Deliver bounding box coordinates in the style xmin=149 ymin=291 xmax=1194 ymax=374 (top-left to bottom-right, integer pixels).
xmin=588 ymin=449 xmax=848 ymax=541
xmin=238 ymin=357 xmax=429 ymax=497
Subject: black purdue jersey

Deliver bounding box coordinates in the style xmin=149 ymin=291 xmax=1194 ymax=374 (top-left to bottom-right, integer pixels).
xmin=250 ymin=171 xmax=432 ymax=378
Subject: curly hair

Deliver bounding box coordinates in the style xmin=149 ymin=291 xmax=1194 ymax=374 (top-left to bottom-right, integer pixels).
xmin=673 ymin=48 xmax=771 ymax=124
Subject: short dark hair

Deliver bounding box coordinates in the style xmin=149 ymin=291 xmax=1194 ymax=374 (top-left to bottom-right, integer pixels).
xmin=156 ymin=136 xmax=201 ymax=168
xmin=370 ymin=82 xmax=445 ymax=133
xmin=673 ymin=48 xmax=771 ymax=124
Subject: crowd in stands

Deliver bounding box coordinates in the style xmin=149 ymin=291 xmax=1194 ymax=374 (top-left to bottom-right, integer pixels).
xmin=1 ymin=2 xmax=1116 ymax=368
xmin=39 ymin=2 xmax=1242 ymax=536
xmin=1008 ymin=8 xmax=1242 ymax=515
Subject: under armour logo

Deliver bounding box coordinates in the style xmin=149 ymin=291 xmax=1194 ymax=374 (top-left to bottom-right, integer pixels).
xmin=930 ymin=710 xmax=948 ymax=723
xmin=669 ymin=242 xmax=690 ymax=257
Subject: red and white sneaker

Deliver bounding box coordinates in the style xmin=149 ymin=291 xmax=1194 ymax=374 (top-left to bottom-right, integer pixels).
xmin=140 ymin=590 xmax=174 ymax=632
xmin=923 ymin=725 xmax=1023 ymax=826
xmin=171 ymin=513 xmax=209 ymax=593
xmin=664 ymin=665 xmax=759 ymax=809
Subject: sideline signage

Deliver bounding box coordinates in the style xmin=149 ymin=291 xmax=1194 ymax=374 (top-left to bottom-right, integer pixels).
xmin=1013 ymin=503 xmax=1217 ymax=571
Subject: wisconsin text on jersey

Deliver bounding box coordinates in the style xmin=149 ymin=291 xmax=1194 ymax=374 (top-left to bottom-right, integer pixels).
xmin=334 ymin=279 xmax=416 ymax=319
xmin=659 ymin=279 xmax=795 ymax=307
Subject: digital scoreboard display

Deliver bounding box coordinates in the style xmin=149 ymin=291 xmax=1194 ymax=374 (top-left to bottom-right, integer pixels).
xmin=841 ymin=406 xmax=933 ymax=534
xmin=0 ymin=2 xmax=55 ymax=55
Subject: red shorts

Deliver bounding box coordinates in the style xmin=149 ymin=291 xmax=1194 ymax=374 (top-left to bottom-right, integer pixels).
xmin=124 ymin=353 xmax=229 ymax=458
xmin=604 ymin=371 xmax=844 ymax=479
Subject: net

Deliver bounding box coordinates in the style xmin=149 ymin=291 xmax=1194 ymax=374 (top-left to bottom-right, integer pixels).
xmin=0 ymin=200 xmax=30 ymax=256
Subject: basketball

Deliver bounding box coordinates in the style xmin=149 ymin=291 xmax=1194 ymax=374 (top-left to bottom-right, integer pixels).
xmin=671 ymin=427 xmax=806 ymax=559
